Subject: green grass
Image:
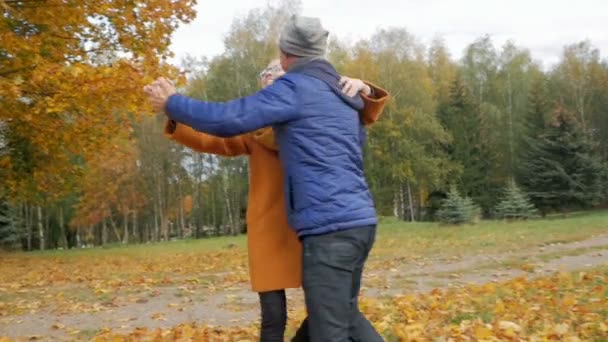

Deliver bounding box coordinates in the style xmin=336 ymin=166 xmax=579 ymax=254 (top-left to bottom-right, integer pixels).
xmin=535 ymin=245 xmax=608 ymax=262
xmin=6 ymin=210 xmax=608 ymax=261
xmin=22 ymin=234 xmax=247 ymax=258
xmin=76 ymin=329 xmax=103 ymax=340
xmin=373 ymin=210 xmax=608 ymax=259
xmin=0 ymin=211 xmax=605 ymax=340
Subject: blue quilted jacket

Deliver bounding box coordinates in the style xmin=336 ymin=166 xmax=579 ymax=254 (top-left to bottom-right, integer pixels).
xmin=165 ymin=60 xmax=377 ymax=237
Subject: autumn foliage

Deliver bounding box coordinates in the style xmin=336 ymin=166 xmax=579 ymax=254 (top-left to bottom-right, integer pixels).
xmin=90 ymin=270 xmax=608 ymax=341
xmin=0 ymin=0 xmax=196 ymax=202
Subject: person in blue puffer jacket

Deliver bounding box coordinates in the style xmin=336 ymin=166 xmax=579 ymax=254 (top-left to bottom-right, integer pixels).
xmin=144 ymin=15 xmax=384 ymax=342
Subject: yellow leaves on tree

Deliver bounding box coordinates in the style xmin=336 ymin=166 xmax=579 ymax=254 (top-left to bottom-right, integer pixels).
xmin=0 ymin=0 xmax=196 ymax=200
xmin=166 ymin=194 xmax=193 ymax=223
xmin=70 ymin=138 xmax=144 ymax=229
xmin=182 ymin=195 xmax=193 ymax=216
xmin=339 ymin=44 xmax=382 ymax=84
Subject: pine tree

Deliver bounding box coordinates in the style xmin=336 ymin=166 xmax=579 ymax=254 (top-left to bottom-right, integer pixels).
xmin=0 ymin=199 xmax=19 ymax=250
xmin=524 ymin=76 xmax=549 ymax=137
xmin=438 ymin=76 xmax=501 ymax=215
xmin=520 ymin=105 xmax=604 ymax=213
xmin=436 ymin=186 xmax=480 ymax=224
xmin=494 ymin=180 xmax=538 ymax=220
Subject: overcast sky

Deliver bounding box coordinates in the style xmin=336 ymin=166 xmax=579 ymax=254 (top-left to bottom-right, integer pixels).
xmin=170 ymin=0 xmax=607 ymax=69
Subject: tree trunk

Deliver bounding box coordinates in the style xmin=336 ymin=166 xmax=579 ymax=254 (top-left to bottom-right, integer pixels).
xmin=392 ymin=191 xmax=399 ymax=218
xmin=194 ymin=153 xmax=204 ymax=239
xmin=109 ymin=214 xmax=121 ymax=242
xmin=25 ymin=203 xmax=32 ymax=251
xmin=37 ymin=205 xmax=45 ymax=251
xmin=88 ymin=225 xmax=95 ymax=246
xmin=194 ymin=191 xmax=202 ymax=239
xmin=419 ymin=189 xmax=426 ymax=221
xmin=223 ymin=175 xmax=235 ymax=236
xmin=231 ymin=190 xmax=240 ymax=236
xmin=44 ymin=207 xmax=50 ymax=249
xmin=88 ymin=225 xmax=94 ymax=246
xmin=399 ymin=185 xmax=406 ymax=221
xmin=101 ymin=218 xmax=108 ymax=246
xmin=178 ymin=183 xmax=185 ymax=239
xmin=180 ymin=199 xmax=185 ymax=238
xmin=224 ymin=200 xmax=233 ymax=236
xmin=157 ymin=181 xmax=168 ymax=241
xmin=160 ymin=212 xmax=168 ymax=241
xmin=153 ymin=201 xmax=159 ymax=242
xmin=407 ymin=181 xmax=416 ymax=222
xmin=59 ymin=206 xmax=68 ymax=249
xmin=18 ymin=202 xmax=24 ymax=250
xmin=76 ymin=226 xmax=81 ymax=248
xmin=132 ymin=210 xmax=138 ymax=244
xmin=209 ymin=155 xmax=219 ymax=236
xmin=212 ymin=188 xmax=219 ymax=236
xmin=123 ymin=211 xmax=129 ymax=244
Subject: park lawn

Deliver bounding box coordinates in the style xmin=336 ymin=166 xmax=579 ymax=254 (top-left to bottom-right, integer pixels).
xmin=86 ymin=265 xmax=608 ymax=341
xmin=365 ymin=265 xmax=608 ymax=341
xmin=0 ymin=210 xmax=606 ymax=321
xmin=10 ymin=209 xmax=608 ymax=261
xmin=374 ymin=210 xmax=608 ymax=259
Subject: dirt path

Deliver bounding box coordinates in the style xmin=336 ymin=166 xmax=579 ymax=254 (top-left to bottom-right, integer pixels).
xmin=364 ymin=233 xmax=608 ymax=297
xmin=2 ymin=234 xmax=608 ymax=341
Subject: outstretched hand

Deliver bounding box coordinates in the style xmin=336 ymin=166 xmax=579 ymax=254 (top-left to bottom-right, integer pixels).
xmin=144 ymin=77 xmax=176 ymax=113
xmin=339 ymin=77 xmax=372 ymax=97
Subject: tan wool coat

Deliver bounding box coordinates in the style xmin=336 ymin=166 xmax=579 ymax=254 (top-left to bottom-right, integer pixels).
xmin=165 ymin=82 xmax=389 ymax=292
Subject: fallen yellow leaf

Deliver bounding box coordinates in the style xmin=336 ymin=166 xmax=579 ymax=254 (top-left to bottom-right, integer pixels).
xmin=474 ymin=325 xmax=493 ymax=339
xmin=51 ymin=323 xmax=65 ymax=330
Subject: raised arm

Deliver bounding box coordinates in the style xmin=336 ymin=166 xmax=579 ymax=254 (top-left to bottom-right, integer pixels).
xmin=164 ymin=77 xmax=300 ymax=138
xmin=164 ymin=120 xmax=251 ymax=156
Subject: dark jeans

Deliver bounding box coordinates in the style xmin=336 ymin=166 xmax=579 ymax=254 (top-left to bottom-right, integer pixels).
xmin=259 ymin=290 xmax=287 ymax=342
xmin=259 ymin=290 xmax=309 ymax=342
xmin=299 ymin=226 xmax=383 ymax=342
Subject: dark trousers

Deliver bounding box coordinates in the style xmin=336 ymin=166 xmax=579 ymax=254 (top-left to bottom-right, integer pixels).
xmin=259 ymin=290 xmax=309 ymax=342
xmin=259 ymin=290 xmax=287 ymax=342
xmin=299 ymin=226 xmax=383 ymax=342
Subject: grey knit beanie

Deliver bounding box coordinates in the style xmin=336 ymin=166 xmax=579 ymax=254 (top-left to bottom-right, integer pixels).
xmin=279 ymin=15 xmax=329 ymax=57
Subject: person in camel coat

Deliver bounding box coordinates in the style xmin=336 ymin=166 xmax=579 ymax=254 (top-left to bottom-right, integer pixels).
xmin=162 ymin=59 xmax=388 ymax=341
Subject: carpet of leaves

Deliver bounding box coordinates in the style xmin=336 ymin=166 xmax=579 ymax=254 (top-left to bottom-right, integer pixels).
xmin=1 ymin=227 xmax=608 ymax=342
xmin=80 ymin=269 xmax=608 ymax=341
xmin=0 ymin=249 xmax=250 ymax=318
